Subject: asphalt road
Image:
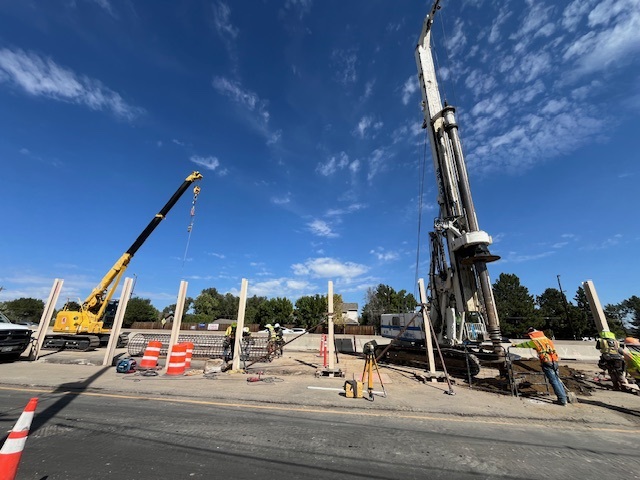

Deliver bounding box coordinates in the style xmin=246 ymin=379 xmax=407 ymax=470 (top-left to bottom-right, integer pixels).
xmin=1 ymin=386 xmax=638 ymax=480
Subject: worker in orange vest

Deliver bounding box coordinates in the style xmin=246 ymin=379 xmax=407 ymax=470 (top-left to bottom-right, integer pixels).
xmin=513 ymin=327 xmax=568 ymax=406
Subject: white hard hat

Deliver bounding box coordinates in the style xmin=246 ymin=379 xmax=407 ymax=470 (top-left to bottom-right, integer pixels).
xmin=243 ymin=327 xmax=250 ymax=333
xmin=274 ymin=323 xmax=280 ymax=328
xmin=266 ymin=324 xmax=272 ymax=328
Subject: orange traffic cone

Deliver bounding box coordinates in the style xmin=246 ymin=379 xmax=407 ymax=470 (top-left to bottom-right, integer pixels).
xmin=0 ymin=397 xmax=38 ymax=480
xmin=139 ymin=340 xmax=162 ymax=370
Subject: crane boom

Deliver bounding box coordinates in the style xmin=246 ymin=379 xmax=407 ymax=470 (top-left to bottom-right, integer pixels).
xmin=82 ymin=171 xmax=203 ymax=315
xmin=48 ymin=171 xmax=203 ymax=349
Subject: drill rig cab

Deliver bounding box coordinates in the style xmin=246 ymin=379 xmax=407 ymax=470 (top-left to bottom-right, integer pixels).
xmin=44 ymin=171 xmax=203 ymax=351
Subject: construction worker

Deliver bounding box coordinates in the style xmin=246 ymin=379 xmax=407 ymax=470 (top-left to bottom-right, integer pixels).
xmin=513 ymin=327 xmax=568 ymax=406
xmin=595 ymin=331 xmax=626 ymax=391
xmin=223 ymin=322 xmax=237 ymax=361
xmin=274 ymin=323 xmax=285 ymax=356
xmin=622 ymin=337 xmax=640 ymax=382
xmin=265 ymin=323 xmax=276 ymax=341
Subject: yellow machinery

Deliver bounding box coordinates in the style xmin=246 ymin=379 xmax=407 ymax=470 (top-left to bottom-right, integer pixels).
xmin=45 ymin=171 xmax=203 ymax=351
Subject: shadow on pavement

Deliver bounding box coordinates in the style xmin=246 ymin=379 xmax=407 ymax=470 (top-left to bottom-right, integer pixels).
xmin=29 ymin=366 xmax=111 ymax=434
xmin=576 ymin=398 xmax=640 ymax=418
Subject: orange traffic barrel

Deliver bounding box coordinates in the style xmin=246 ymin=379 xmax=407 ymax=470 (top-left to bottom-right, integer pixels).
xmin=166 ymin=343 xmax=187 ymax=376
xmin=182 ymin=342 xmax=194 ymax=368
xmin=0 ymin=397 xmax=38 ymax=480
xmin=139 ymin=341 xmax=162 ymax=369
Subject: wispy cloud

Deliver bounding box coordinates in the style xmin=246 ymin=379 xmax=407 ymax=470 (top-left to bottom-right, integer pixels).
xmin=212 ymin=1 xmax=239 ymax=64
xmin=307 ymin=219 xmax=338 ymax=238
xmin=212 ymin=76 xmax=278 ymax=144
xmin=190 ymin=155 xmax=223 ymax=173
xmin=271 ymin=193 xmax=291 ymax=205
xmin=354 ymin=115 xmax=383 ymax=139
xmin=370 ymin=247 xmax=400 ymax=262
xmin=0 ymin=48 xmax=142 ymax=120
xmin=331 ymin=48 xmax=357 ymax=85
xmin=292 ymin=257 xmax=368 ymax=279
xmin=367 ymin=148 xmax=390 ymax=183
xmin=446 ymin=0 xmax=640 ymax=174
xmin=316 ymin=152 xmax=359 ymax=176
xmin=325 ymin=203 xmax=365 ymax=216
xmin=401 ymin=75 xmax=418 ymax=106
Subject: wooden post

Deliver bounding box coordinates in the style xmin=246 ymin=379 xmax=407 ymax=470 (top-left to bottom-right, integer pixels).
xmin=418 ymin=278 xmax=437 ymax=380
xmin=327 ymin=281 xmax=335 ymax=370
xmin=165 ymin=280 xmax=188 ymax=373
xmin=583 ymin=280 xmax=610 ymax=332
xmin=29 ymin=278 xmax=64 ymax=361
xmin=232 ymin=278 xmax=248 ymax=371
xmin=102 ymin=277 xmax=133 ymax=366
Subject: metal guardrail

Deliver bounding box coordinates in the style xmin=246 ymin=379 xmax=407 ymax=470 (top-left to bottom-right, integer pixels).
xmin=127 ymin=333 xmax=270 ymax=361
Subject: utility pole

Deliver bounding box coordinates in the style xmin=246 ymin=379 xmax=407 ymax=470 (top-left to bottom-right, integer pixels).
xmin=557 ymin=275 xmax=576 ymax=340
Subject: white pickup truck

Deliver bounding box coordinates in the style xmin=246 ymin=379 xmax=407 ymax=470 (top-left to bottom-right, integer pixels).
xmin=0 ymin=311 xmax=32 ymax=361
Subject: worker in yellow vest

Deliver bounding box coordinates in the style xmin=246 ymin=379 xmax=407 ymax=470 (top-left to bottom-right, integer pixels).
xmin=513 ymin=328 xmax=567 ymax=406
xmin=596 ymin=330 xmax=626 ymax=391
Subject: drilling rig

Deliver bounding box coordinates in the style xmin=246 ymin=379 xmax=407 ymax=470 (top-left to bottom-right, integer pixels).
xmin=378 ymin=1 xmax=505 ymax=376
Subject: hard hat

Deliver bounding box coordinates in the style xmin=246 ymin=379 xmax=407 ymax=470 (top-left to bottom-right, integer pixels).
xmin=243 ymin=327 xmax=250 ymax=333
xmin=600 ymin=331 xmax=616 ymax=339
xmin=274 ymin=323 xmax=280 ymax=328
xmin=526 ymin=327 xmax=537 ymax=334
xmin=625 ymin=337 xmax=640 ymax=344
xmin=265 ymin=324 xmax=272 ymax=328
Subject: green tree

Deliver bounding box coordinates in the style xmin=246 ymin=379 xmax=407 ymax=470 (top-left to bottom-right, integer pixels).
xmin=254 ymin=297 xmax=293 ymax=326
xmin=123 ymin=297 xmax=159 ymax=327
xmin=295 ymin=294 xmax=327 ymax=328
xmin=492 ymin=273 xmax=540 ymax=337
xmin=245 ymin=295 xmax=267 ymax=324
xmin=361 ymin=285 xmax=417 ymax=329
xmin=603 ymin=303 xmax=628 ymax=338
xmin=621 ymin=295 xmax=640 ymax=336
xmin=1 ymin=297 xmax=45 ymax=324
xmin=536 ymin=288 xmax=572 ymax=339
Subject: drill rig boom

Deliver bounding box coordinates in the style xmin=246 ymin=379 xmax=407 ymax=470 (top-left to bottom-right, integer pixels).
xmin=415 ymin=1 xmax=503 ymax=355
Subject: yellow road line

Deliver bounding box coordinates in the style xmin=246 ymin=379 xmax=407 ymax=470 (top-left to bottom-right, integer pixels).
xmin=0 ymin=385 xmax=636 ymax=434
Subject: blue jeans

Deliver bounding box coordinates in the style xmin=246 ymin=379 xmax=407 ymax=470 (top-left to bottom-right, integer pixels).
xmin=542 ymin=361 xmax=567 ymax=404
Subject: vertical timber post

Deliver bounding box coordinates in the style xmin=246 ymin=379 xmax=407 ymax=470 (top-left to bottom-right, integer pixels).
xmin=418 ymin=278 xmax=437 ymax=380
xmin=165 ymin=280 xmax=188 ymax=373
xmin=328 ymin=281 xmax=335 ymax=370
xmin=232 ymin=278 xmax=249 ymax=371
xmin=30 ymin=278 xmax=64 ymax=361
xmin=103 ymin=277 xmax=133 ymax=366
xmin=583 ymin=280 xmax=610 ymax=332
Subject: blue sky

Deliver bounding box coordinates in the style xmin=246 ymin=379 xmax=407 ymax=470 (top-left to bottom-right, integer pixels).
xmin=0 ymin=0 xmax=638 ymax=314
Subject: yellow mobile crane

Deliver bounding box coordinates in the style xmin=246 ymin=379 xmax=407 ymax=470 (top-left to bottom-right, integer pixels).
xmin=44 ymin=171 xmax=203 ymax=351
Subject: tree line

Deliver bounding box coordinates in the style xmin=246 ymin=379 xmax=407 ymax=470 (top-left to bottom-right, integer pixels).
xmin=359 ymin=274 xmax=639 ymax=339
xmin=1 ymin=273 xmax=638 ymax=338
xmin=0 ymin=287 xmax=345 ymax=330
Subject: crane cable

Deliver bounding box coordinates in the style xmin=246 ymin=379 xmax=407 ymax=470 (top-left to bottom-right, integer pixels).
xmin=182 ymin=185 xmax=201 ymax=268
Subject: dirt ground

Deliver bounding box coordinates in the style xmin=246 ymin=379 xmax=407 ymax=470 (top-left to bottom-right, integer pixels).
xmin=252 ymin=350 xmax=636 ymax=401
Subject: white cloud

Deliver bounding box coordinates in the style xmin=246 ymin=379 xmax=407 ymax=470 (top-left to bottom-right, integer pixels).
xmin=325 ymin=203 xmax=365 ymax=216
xmin=354 ymin=115 xmax=383 ymax=138
xmin=190 ymin=155 xmax=221 ymax=172
xmin=402 ymin=75 xmax=418 ymax=105
xmin=367 ymin=148 xmax=389 ymax=183
xmin=370 ymin=248 xmax=400 ymax=262
xmin=307 ymin=219 xmax=338 ymax=238
xmin=0 ymin=48 xmax=142 ymax=120
xmin=271 ymin=193 xmax=291 ymax=205
xmin=212 ymin=1 xmax=238 ymax=42
xmin=316 ymin=152 xmax=353 ymax=176
xmin=292 ymin=257 xmax=368 ymax=279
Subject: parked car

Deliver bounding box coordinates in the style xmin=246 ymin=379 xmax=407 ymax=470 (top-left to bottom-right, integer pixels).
xmin=0 ymin=312 xmax=32 ymax=361
xmin=291 ymin=328 xmax=307 ymax=334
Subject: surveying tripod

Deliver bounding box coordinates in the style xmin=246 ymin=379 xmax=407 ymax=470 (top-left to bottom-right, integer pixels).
xmin=362 ymin=341 xmax=387 ymax=400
